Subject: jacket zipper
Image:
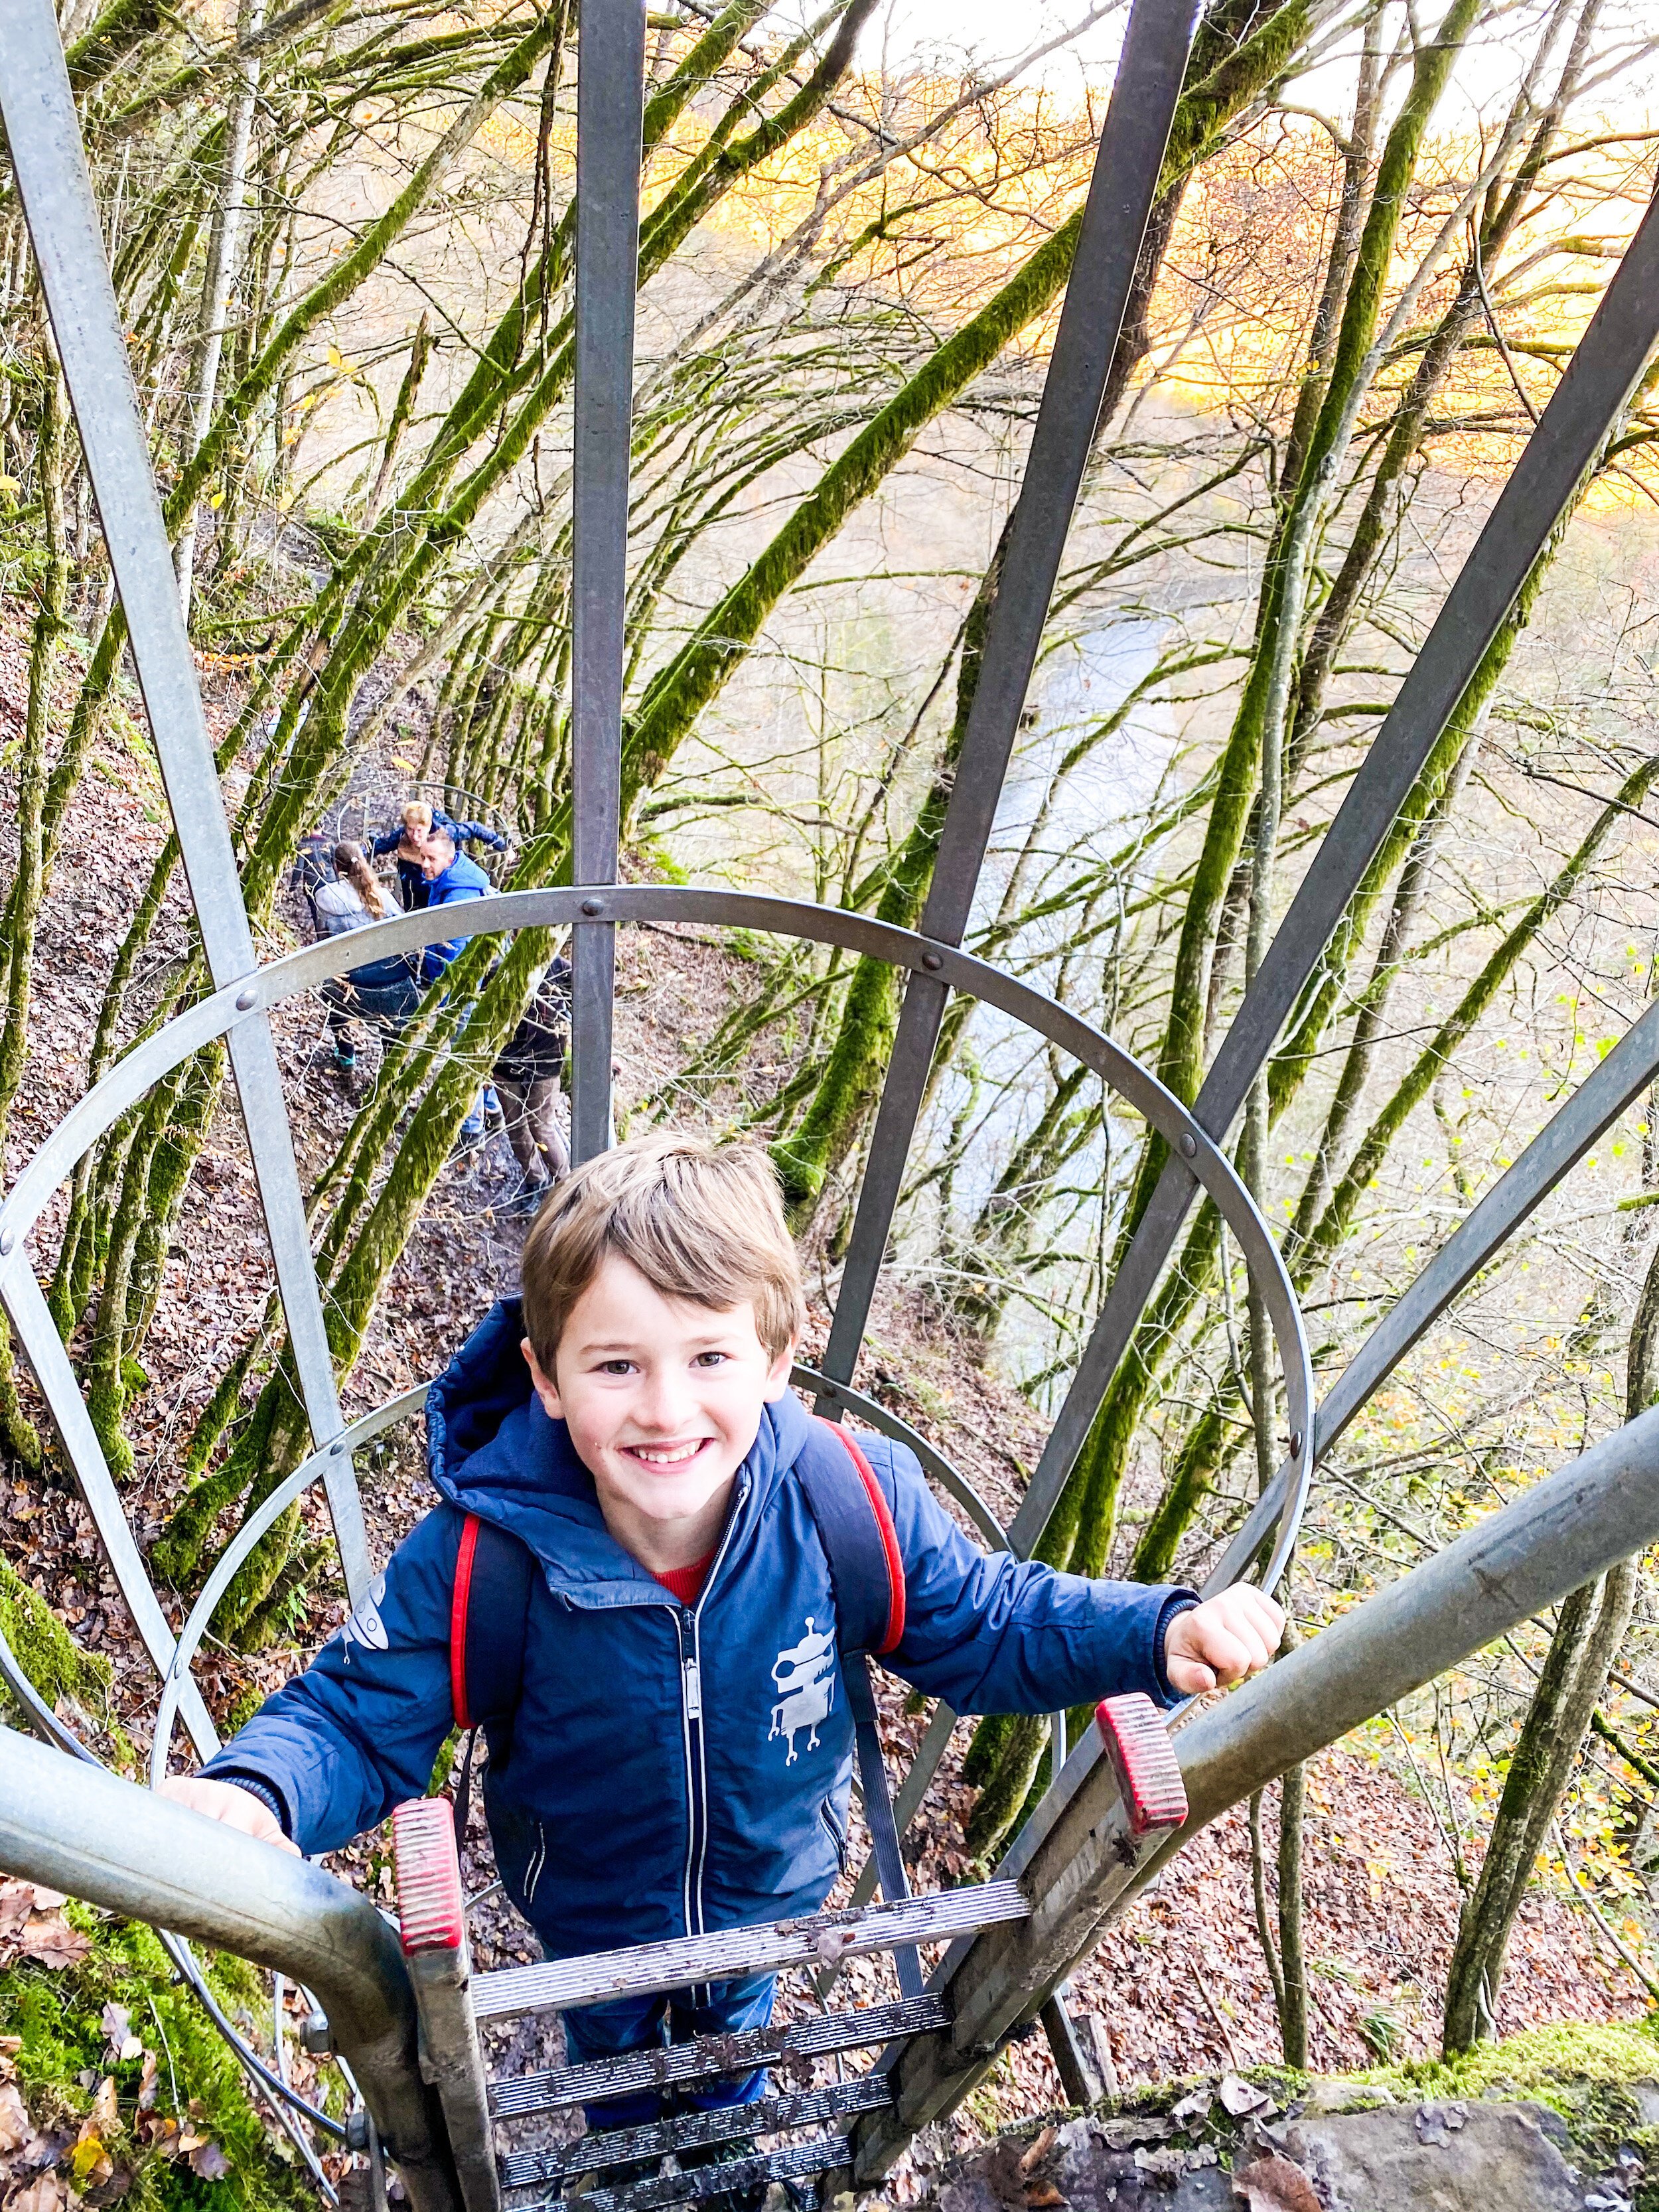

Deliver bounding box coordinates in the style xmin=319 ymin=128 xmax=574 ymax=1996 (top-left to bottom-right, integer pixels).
xmin=675 ymin=1481 xmax=745 ymax=2001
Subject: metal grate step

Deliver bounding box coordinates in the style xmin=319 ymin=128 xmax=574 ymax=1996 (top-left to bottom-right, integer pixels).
xmin=490 ymin=1992 xmax=950 ymax=2118
xmin=516 ymin=2134 xmax=851 ymax=2212
xmin=474 ymin=1882 xmax=1026 ymax=2022
xmin=498 ymin=2077 xmax=890 ymax=2191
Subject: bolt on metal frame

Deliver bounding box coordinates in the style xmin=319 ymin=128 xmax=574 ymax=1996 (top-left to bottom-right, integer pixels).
xmin=2 ymin=0 xmax=1659 ymax=2195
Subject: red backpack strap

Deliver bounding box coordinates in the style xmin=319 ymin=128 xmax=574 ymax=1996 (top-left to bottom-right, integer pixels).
xmin=449 ymin=1514 xmax=484 ymax=1728
xmin=797 ymin=1416 xmax=905 ymax=1658
xmin=824 ymin=1422 xmax=905 ymax=1656
xmin=801 ymin=1418 xmax=921 ymax=1996
xmin=449 ymin=1512 xmax=534 ymax=1732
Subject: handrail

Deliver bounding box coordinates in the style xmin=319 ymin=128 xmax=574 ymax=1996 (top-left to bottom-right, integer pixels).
xmin=0 ymin=1723 xmax=460 ymax=2212
xmin=857 ymin=1401 xmax=1659 ymax=2179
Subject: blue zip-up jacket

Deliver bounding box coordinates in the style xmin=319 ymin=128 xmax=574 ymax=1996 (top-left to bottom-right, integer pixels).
xmin=415 ymin=848 xmax=490 ymax=982
xmin=205 ymin=1301 xmax=1196 ymax=1963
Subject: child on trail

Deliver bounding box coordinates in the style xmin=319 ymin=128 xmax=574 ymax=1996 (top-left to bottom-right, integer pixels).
xmin=372 ymin=798 xmax=508 ymax=912
xmin=161 ymin=1136 xmax=1282 ymax=2181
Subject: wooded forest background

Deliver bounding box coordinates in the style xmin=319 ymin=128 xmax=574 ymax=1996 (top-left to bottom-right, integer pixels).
xmin=5 ymin=0 xmax=1659 ymax=2163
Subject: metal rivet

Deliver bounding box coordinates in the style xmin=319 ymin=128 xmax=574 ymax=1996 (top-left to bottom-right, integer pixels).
xmin=330 ymin=1439 xmax=346 ymax=1455
xmin=1291 ymin=1431 xmax=1305 ymax=1458
xmin=581 ymin=897 xmax=604 ymax=917
xmin=922 ymin=950 xmax=943 ymax=972
xmin=1179 ymin=1132 xmax=1197 ymax=1158
xmin=0 ymin=1229 xmax=13 ymax=1257
xmin=236 ymin=986 xmax=257 ymax=1011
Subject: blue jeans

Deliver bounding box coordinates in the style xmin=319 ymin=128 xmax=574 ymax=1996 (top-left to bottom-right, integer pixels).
xmin=321 ymin=961 xmax=420 ymax=1061
xmin=560 ymin=1974 xmax=775 ymax=2131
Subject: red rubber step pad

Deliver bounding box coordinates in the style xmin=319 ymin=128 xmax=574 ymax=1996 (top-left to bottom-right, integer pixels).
xmin=1094 ymin=1694 xmax=1188 ymax=1836
xmin=392 ymin=1797 xmax=465 ymax=1954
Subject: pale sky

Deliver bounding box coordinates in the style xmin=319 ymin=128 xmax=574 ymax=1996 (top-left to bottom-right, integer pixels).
xmin=849 ymin=0 xmax=1657 ymax=125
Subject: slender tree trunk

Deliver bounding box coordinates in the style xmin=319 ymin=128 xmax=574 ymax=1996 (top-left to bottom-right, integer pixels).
xmin=1443 ymin=1211 xmax=1658 ymax=2051
xmin=172 ymin=0 xmax=263 ymax=625
xmin=0 ymin=351 xmax=68 ymax=1463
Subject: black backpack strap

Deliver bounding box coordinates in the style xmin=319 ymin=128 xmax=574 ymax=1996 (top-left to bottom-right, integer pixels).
xmin=794 ymin=1420 xmax=921 ymax=1999
xmin=449 ymin=1514 xmax=534 ymax=1850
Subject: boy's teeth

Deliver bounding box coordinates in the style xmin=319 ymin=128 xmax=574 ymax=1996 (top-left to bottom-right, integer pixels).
xmin=634 ymin=1441 xmax=702 ymax=1464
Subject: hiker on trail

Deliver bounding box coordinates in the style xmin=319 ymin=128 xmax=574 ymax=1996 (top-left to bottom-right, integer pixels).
xmin=161 ymin=1134 xmax=1284 ymax=2191
xmin=494 ymin=954 xmax=571 ymax=1209
xmin=315 ymin=843 xmax=418 ymax=1087
xmin=416 ymin=823 xmax=490 ymax=982
xmin=417 ymin=824 xmax=502 ymax=1142
xmin=370 ymin=798 xmax=507 ymax=911
xmin=313 ymin=842 xmax=391 ymax=938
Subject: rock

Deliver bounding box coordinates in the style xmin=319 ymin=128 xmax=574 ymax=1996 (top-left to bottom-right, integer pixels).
xmin=1295 ymin=2080 xmax=1393 ymax=2114
xmin=1230 ymin=2153 xmax=1321 ymax=2211
xmin=1277 ymin=2099 xmax=1583 ymax=2212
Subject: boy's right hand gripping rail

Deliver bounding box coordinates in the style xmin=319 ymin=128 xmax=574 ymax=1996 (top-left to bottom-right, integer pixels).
xmin=0 ymin=1723 xmax=467 ymax=2212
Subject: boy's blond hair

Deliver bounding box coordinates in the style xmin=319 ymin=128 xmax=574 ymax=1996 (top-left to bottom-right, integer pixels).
xmin=520 ymin=1132 xmax=805 ymax=1371
xmin=401 ymin=799 xmax=434 ymax=831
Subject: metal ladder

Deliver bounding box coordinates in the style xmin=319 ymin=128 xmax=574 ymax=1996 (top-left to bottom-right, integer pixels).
xmin=388 ymin=1695 xmax=1188 ymax=2212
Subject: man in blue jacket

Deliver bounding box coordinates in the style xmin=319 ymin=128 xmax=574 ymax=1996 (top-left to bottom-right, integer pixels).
xmin=370 ymin=798 xmax=508 ymax=912
xmin=416 ymin=824 xmax=498 ymax=1137
xmin=417 ymin=824 xmax=491 ymax=984
xmin=161 ymin=1136 xmax=1281 ymax=2179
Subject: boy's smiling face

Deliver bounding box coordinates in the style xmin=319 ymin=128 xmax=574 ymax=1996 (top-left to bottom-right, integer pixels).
xmin=522 ymin=1252 xmax=796 ymax=1574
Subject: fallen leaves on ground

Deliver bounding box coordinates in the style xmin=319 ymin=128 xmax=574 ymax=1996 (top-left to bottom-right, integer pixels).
xmin=0 ymin=1887 xmax=90 ymax=1975
xmin=1230 ymin=2152 xmax=1323 ymax=2211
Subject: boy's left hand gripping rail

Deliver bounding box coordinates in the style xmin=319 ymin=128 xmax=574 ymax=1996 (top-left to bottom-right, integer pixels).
xmin=0 ymin=1723 xmax=466 ymax=2212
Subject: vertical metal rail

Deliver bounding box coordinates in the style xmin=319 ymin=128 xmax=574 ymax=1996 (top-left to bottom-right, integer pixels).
xmin=0 ymin=1 xmax=372 ymax=1599
xmin=1005 ymin=173 xmax=1659 ymax=1557
xmin=569 ymin=1 xmax=646 ymax=1166
xmin=818 ymin=0 xmax=1203 ymax=1401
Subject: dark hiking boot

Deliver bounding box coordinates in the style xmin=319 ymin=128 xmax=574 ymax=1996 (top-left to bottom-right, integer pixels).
xmin=564 ymin=2152 xmax=662 ymax=2202
xmin=676 ymin=2134 xmax=769 ymax=2212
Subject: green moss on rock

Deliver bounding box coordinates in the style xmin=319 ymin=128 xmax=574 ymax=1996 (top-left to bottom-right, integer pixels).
xmin=1 ymin=1907 xmax=316 ymax=2211
xmin=0 ymin=1554 xmax=111 ymax=1719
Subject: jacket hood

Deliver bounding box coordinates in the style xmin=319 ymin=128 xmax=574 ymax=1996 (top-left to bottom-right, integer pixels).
xmin=424 ymin=1297 xmax=814 ymax=1595
xmin=431 ymin=849 xmax=490 ymax=899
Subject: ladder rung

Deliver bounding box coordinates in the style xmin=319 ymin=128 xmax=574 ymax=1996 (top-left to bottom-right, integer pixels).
xmin=489 ymin=1993 xmax=950 ymax=2117
xmin=528 ymin=2133 xmax=851 ymax=2212
xmin=498 ymin=2076 xmax=890 ymax=2190
xmin=474 ymin=1882 xmax=1026 ymax=2022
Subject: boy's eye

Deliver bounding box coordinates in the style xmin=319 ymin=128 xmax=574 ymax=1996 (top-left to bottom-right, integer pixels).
xmin=693 ymin=1351 xmax=728 ymax=1368
xmin=599 ymin=1359 xmax=636 ymax=1376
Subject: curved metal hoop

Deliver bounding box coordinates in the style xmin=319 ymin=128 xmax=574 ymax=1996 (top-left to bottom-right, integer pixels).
xmin=147 ymin=1388 xmax=429 ymax=1790
xmin=5 ymin=888 xmax=1315 ymax=1901
xmin=0 ymin=883 xmax=1314 ymax=1506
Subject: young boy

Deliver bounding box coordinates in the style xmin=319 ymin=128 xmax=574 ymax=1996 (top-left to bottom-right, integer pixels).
xmin=162 ymin=1135 xmax=1281 ymax=2152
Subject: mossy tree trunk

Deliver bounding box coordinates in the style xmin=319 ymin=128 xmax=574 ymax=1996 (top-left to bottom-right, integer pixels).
xmin=0 ymin=348 xmax=68 ymax=1467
